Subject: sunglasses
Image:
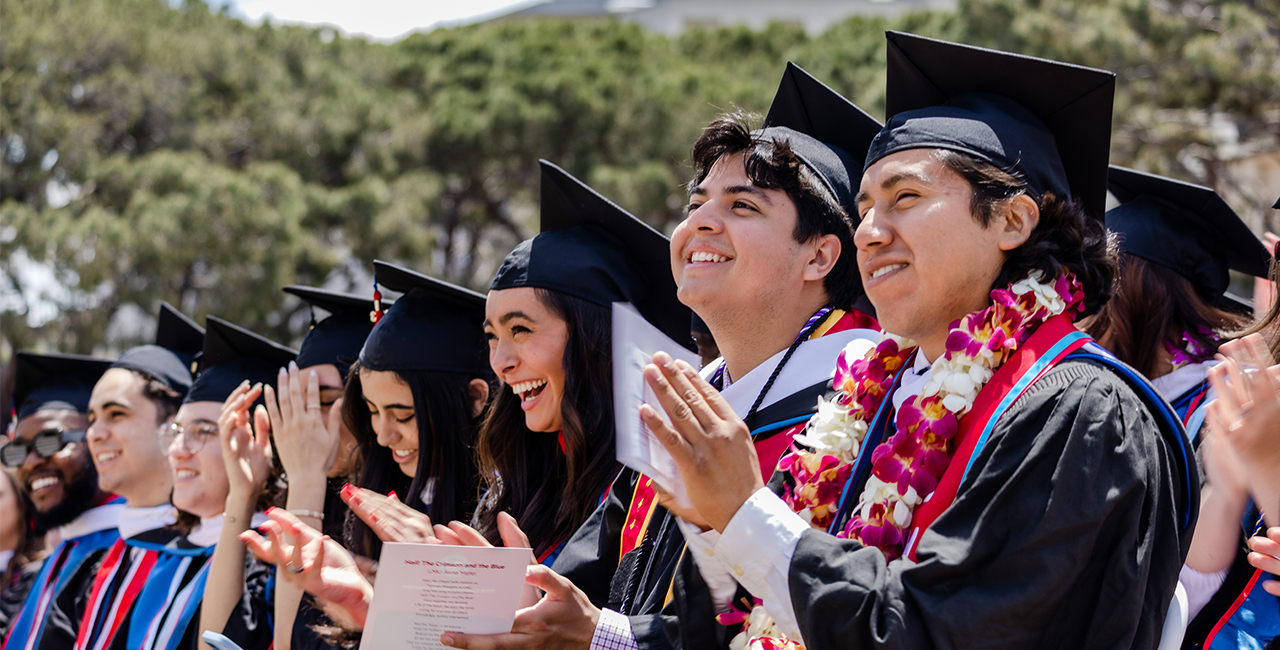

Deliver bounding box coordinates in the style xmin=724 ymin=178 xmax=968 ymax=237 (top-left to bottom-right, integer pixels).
xmin=1 ymin=428 xmax=88 ymax=467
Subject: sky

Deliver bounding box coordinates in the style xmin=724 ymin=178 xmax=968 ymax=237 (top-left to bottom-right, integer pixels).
xmin=225 ymin=0 xmax=540 ymax=41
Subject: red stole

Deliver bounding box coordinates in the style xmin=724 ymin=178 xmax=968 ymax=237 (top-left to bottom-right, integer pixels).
xmin=905 ymin=315 xmax=1087 ymax=561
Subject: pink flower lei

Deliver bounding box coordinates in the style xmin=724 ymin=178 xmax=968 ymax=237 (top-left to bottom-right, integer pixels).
xmin=731 ymin=273 xmax=1084 ymax=650
xmin=784 ymin=272 xmax=1085 ymax=559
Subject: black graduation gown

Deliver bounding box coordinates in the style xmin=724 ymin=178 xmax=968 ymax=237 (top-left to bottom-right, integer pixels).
xmin=1 ymin=560 xmax=43 ymax=638
xmin=784 ymin=358 xmax=1185 ymax=649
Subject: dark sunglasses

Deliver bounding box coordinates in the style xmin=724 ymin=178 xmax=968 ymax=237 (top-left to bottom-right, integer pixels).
xmin=1 ymin=428 xmax=88 ymax=467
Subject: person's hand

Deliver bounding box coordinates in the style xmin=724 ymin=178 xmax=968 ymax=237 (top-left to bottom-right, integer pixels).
xmin=440 ymin=565 xmax=599 ymax=650
xmin=340 ymin=484 xmax=441 ymax=545
xmin=241 ymin=509 xmax=373 ymax=629
xmin=1200 ymin=412 xmax=1251 ymax=505
xmin=218 ymin=382 xmax=274 ymax=503
xmin=651 ymin=482 xmax=712 ymax=532
xmin=431 ymin=514 xmax=541 ymax=608
xmin=265 ymin=362 xmax=342 ymax=484
xmin=1248 ymin=527 xmax=1280 ymax=597
xmin=640 ymin=352 xmax=763 ymax=532
xmin=1208 ymin=334 xmax=1280 ymax=518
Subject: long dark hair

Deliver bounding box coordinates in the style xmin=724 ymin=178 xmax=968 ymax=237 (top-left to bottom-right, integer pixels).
xmin=342 ymin=361 xmax=484 ymax=559
xmin=2 ymin=469 xmax=43 ymax=584
xmin=1084 ymin=254 xmax=1247 ymax=378
xmin=473 ymin=289 xmax=617 ymax=558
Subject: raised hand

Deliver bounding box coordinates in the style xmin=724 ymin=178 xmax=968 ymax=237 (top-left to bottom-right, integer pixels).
xmin=218 ymin=382 xmax=274 ymax=502
xmin=240 ymin=508 xmax=373 ymax=630
xmin=1208 ymin=334 xmax=1280 ymax=524
xmin=264 ymin=362 xmax=342 ymax=485
xmin=640 ymin=351 xmax=763 ymax=532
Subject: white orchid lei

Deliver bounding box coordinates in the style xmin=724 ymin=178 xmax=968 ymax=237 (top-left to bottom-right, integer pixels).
xmin=726 ymin=271 xmax=1085 ymax=650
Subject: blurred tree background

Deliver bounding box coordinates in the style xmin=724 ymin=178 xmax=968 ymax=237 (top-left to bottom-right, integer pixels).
xmin=2 ymin=0 xmax=1278 ymax=394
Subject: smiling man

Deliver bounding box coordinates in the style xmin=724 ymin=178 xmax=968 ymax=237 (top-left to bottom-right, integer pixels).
xmin=640 ymin=33 xmax=1196 ymax=650
xmin=4 ymin=352 xmax=117 ymax=650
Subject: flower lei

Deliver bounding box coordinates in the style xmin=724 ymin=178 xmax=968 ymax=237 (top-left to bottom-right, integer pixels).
xmin=728 ymin=272 xmax=1084 ymax=650
xmin=1163 ymin=326 xmax=1220 ymax=367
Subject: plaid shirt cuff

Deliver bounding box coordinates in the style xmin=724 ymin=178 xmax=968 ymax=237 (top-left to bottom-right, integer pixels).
xmin=590 ymin=608 xmax=638 ymax=650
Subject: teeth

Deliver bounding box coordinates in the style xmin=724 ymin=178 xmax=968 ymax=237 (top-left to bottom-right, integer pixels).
xmin=31 ymin=476 xmax=59 ymax=491
xmin=95 ymin=451 xmax=120 ymax=464
xmin=871 ymin=263 xmax=906 ymax=279
xmin=393 ymin=449 xmax=414 ymax=458
xmin=689 ymin=251 xmax=728 ymax=264
xmin=509 ymin=379 xmax=547 ymax=399
xmin=175 ymin=469 xmax=198 ymax=478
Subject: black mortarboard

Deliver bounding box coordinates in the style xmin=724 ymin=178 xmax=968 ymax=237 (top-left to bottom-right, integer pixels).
xmin=157 ymin=302 xmax=205 ymax=372
xmin=111 ymin=303 xmax=204 ymax=398
xmin=490 ymin=160 xmax=692 ymax=349
xmin=1106 ymin=166 xmax=1270 ymax=305
xmin=284 ymin=286 xmax=375 ymax=380
xmin=865 ymin=31 xmax=1116 ymax=221
xmin=1273 ymin=197 xmax=1279 ymax=210
xmin=362 ymin=261 xmax=490 ymax=376
xmin=185 ymin=317 xmax=297 ymax=404
xmin=13 ymin=352 xmax=113 ymax=421
xmin=761 ymin=62 xmax=883 ymax=213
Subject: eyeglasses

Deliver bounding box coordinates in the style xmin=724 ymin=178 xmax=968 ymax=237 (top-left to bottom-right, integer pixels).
xmin=1 ymin=428 xmax=88 ymax=467
xmin=158 ymin=422 xmax=220 ymax=454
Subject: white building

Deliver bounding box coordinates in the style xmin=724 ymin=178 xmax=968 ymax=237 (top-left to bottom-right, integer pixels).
xmin=483 ymin=0 xmax=957 ymax=36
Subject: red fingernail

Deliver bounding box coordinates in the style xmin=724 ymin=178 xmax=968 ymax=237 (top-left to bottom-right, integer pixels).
xmin=266 ymin=506 xmax=276 ymax=515
xmin=341 ymin=483 xmax=353 ymax=497
xmin=388 ymin=491 xmax=397 ymax=499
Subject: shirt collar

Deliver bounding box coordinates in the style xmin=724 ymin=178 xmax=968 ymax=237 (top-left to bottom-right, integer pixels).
xmin=58 ymin=501 xmax=126 ymax=540
xmin=116 ymin=504 xmax=178 ymax=540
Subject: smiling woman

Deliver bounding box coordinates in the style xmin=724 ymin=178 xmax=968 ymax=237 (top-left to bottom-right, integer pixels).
xmin=339 ymin=260 xmax=492 ymax=563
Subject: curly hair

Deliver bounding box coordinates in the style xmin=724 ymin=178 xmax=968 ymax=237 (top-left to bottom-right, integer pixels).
xmin=933 ymin=149 xmax=1119 ymax=317
xmin=687 ymin=110 xmax=862 ymax=311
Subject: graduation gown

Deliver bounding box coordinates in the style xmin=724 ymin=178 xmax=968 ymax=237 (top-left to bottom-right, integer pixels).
xmin=783 ymin=356 xmax=1188 ymax=649
xmin=1 ymin=555 xmax=44 ymax=639
xmin=553 ymin=308 xmax=879 ymax=649
xmin=74 ymin=518 xmax=273 ymax=650
xmin=4 ymin=499 xmax=124 ymax=650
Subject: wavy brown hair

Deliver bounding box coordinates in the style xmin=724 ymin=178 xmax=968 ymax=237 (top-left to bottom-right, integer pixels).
xmin=2 ymin=469 xmax=43 ymax=584
xmin=472 ymin=289 xmax=617 ymax=558
xmin=933 ymin=149 xmax=1119 ymax=317
xmin=1083 ymin=254 xmax=1248 ymax=378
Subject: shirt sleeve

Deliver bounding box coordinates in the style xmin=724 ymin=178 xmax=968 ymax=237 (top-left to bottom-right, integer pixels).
xmin=674 ymin=520 xmax=739 ymax=614
xmin=591 ymin=608 xmax=640 ymax=650
xmin=710 ymin=487 xmax=810 ymax=643
xmin=1178 ymin=564 xmax=1228 ymax=621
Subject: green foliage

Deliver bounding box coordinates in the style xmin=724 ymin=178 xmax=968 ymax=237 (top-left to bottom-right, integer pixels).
xmin=2 ymin=0 xmax=1278 ymax=365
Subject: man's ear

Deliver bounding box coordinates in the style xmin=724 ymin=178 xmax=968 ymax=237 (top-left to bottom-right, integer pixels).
xmin=468 ymin=379 xmax=490 ymax=419
xmin=996 ymin=194 xmax=1040 ymax=252
xmin=802 ymin=233 xmax=841 ymax=282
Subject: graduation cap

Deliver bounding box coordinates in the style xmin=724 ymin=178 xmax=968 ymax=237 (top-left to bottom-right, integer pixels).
xmin=761 ymin=62 xmax=883 ymax=213
xmin=1106 ymin=165 xmax=1270 ymax=308
xmin=284 ymin=286 xmax=376 ymax=380
xmin=362 ymin=261 xmax=490 ymax=376
xmin=865 ymin=31 xmax=1116 ymax=221
xmin=490 ymin=160 xmax=692 ymax=349
xmin=185 ymin=317 xmax=297 ymax=404
xmin=12 ymin=352 xmax=113 ymax=421
xmin=157 ymin=302 xmax=205 ymax=371
xmin=110 ymin=303 xmax=205 ymax=398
